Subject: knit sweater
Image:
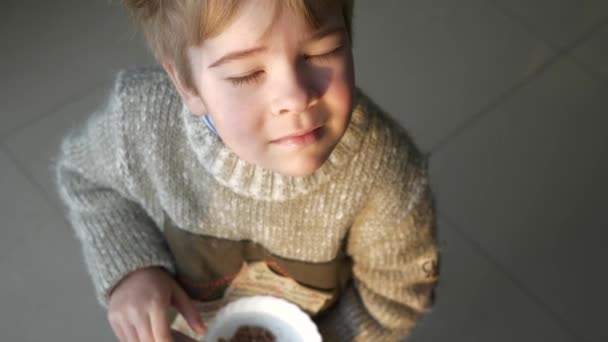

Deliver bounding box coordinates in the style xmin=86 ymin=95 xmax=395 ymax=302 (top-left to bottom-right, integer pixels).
xmin=55 ymin=67 xmax=440 ymax=341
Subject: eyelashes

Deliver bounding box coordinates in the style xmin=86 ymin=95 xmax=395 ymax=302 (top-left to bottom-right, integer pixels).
xmin=227 ymin=45 xmax=344 ymax=87
xmin=304 ymin=45 xmax=344 ymax=63
xmin=228 ymin=70 xmax=265 ymax=87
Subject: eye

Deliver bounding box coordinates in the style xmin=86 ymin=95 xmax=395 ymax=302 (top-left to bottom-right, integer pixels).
xmin=305 ymin=45 xmax=344 ymax=63
xmin=227 ymin=70 xmax=264 ymax=87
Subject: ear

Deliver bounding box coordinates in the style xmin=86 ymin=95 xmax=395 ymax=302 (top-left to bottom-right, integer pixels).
xmin=162 ymin=61 xmax=207 ymax=116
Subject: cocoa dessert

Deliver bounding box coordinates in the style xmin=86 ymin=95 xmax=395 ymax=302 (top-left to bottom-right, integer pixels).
xmin=218 ymin=325 xmax=276 ymax=342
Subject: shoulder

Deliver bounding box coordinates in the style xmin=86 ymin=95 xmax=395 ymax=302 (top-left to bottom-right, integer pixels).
xmin=109 ymin=65 xmax=183 ymax=137
xmin=111 ymin=66 xmax=180 ymax=112
xmin=114 ymin=66 xmax=174 ymax=97
xmin=355 ymin=88 xmax=429 ymax=190
xmin=59 ymin=67 xmax=174 ymax=149
xmin=357 ymin=90 xmax=429 ymax=211
xmin=107 ymin=66 xmax=185 ymax=172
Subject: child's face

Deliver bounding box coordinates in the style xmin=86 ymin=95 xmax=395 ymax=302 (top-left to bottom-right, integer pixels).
xmin=173 ymin=1 xmax=354 ymax=177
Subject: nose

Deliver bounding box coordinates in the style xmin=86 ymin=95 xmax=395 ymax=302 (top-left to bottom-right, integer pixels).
xmin=270 ymin=65 xmax=319 ymax=116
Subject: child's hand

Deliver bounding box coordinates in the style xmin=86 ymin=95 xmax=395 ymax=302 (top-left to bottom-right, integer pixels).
xmin=107 ymin=267 xmax=206 ymax=342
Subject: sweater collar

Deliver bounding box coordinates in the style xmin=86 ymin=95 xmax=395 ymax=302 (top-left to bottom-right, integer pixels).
xmin=182 ymin=89 xmax=371 ymax=201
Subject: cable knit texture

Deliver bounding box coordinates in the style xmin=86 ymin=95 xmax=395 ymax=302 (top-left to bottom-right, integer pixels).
xmin=54 ymin=67 xmax=440 ymax=341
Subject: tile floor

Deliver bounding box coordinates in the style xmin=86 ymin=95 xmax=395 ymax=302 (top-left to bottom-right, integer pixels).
xmin=1 ymin=1 xmax=606 ymax=341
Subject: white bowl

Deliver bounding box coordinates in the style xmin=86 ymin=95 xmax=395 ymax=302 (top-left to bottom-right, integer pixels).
xmin=205 ymin=296 xmax=321 ymax=342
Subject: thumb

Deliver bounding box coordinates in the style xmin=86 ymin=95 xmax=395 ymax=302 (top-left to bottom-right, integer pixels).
xmin=171 ymin=284 xmax=206 ymax=335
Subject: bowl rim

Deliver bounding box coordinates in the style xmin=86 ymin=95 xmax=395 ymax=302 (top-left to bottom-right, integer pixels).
xmin=206 ymin=296 xmax=321 ymax=342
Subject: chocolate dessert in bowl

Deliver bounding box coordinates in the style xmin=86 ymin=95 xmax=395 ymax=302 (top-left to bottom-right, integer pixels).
xmin=206 ymin=296 xmax=321 ymax=342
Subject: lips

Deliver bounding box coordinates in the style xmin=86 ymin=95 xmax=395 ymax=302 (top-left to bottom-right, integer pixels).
xmin=272 ymin=127 xmax=320 ymax=142
xmin=271 ymin=126 xmax=324 ymax=146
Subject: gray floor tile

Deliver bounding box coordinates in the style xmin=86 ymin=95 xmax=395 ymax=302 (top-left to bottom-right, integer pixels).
xmin=0 ymin=0 xmax=155 ymax=139
xmin=352 ymin=0 xmax=554 ymax=153
xmin=2 ymin=2 xmax=604 ymax=341
xmin=0 ymin=146 xmax=113 ymax=340
xmin=4 ymin=83 xmax=112 ymax=209
xmin=0 ymin=197 xmax=115 ymax=341
xmin=0 ymin=149 xmax=60 ymax=261
xmin=407 ymin=218 xmax=574 ymax=342
xmin=429 ymin=57 xmax=608 ymax=341
xmin=571 ymin=23 xmax=608 ymax=82
xmin=0 ymin=1 xmax=16 ymax=33
xmin=490 ymin=0 xmax=608 ymax=49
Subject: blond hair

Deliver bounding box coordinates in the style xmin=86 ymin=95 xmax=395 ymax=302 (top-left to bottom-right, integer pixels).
xmin=123 ymin=0 xmax=354 ymax=91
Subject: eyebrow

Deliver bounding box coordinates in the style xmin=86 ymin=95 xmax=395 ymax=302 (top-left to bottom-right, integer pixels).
xmin=208 ymin=46 xmax=267 ymax=69
xmin=207 ymin=25 xmax=345 ymax=69
xmin=308 ymin=25 xmax=345 ymax=41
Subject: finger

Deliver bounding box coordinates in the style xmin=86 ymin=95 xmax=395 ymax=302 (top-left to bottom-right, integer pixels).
xmin=109 ymin=320 xmax=128 ymax=342
xmin=171 ymin=285 xmax=206 ymax=334
xmin=134 ymin=315 xmax=155 ymax=342
xmin=150 ymin=304 xmax=173 ymax=342
xmin=109 ymin=316 xmax=137 ymax=342
xmin=122 ymin=323 xmax=140 ymax=342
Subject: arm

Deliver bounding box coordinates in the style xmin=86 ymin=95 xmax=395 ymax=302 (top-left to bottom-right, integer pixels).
xmin=54 ymin=73 xmax=176 ymax=307
xmin=317 ymin=155 xmax=440 ymax=341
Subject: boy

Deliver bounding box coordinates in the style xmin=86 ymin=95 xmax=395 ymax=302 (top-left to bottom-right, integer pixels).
xmin=55 ymin=0 xmax=440 ymax=341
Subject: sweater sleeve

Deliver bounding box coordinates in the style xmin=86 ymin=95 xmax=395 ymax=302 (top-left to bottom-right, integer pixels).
xmin=317 ymin=154 xmax=440 ymax=341
xmin=54 ymin=73 xmax=176 ymax=307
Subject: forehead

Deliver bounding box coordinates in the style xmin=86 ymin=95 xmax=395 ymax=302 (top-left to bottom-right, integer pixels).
xmin=201 ymin=1 xmax=344 ymax=53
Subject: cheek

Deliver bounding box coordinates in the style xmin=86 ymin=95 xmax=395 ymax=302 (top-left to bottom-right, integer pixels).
xmin=211 ymin=96 xmax=266 ymax=146
xmin=326 ymin=69 xmax=355 ymax=119
xmin=198 ymin=78 xmax=266 ymax=153
xmin=333 ymin=50 xmax=355 ymax=85
xmin=325 ymin=53 xmax=355 ymax=106
xmin=312 ymin=56 xmax=354 ymax=97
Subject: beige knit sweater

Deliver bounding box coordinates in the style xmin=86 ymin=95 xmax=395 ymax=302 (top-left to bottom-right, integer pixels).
xmin=55 ymin=67 xmax=440 ymax=341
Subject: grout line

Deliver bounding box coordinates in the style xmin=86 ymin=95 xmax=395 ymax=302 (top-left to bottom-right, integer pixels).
xmin=485 ymin=1 xmax=608 ymax=90
xmin=0 ymin=79 xmax=112 ymax=233
xmin=484 ymin=0 xmax=608 ymax=48
xmin=561 ymin=19 xmax=608 ymax=85
xmin=485 ymin=0 xmax=573 ymax=51
xmin=0 ymin=80 xmax=108 ymax=144
xmin=565 ymin=20 xmax=608 ymax=88
xmin=570 ymin=60 xmax=608 ymax=88
xmin=428 ymin=51 xmax=560 ymax=155
xmin=0 ymin=78 xmax=112 ymax=225
xmin=429 ymin=16 xmax=608 ymax=156
xmin=485 ymin=0 xmax=608 ymax=83
xmin=0 ymin=137 xmax=71 ymax=234
xmin=438 ymin=213 xmax=587 ymax=342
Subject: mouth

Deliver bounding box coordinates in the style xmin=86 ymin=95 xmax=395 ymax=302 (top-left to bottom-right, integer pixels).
xmin=271 ymin=126 xmax=324 ymax=146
